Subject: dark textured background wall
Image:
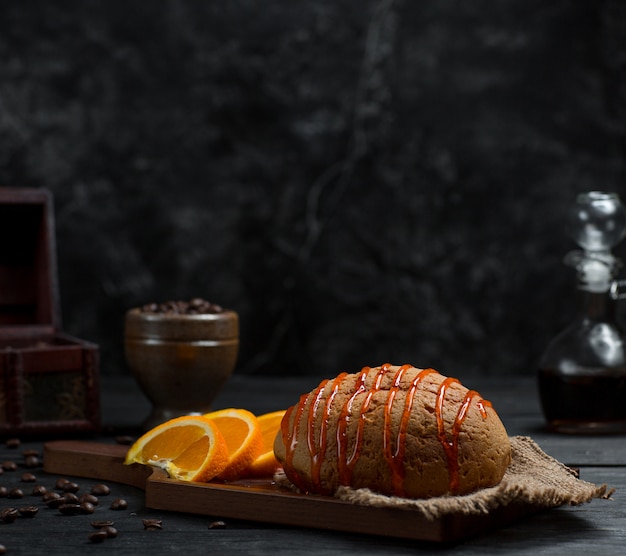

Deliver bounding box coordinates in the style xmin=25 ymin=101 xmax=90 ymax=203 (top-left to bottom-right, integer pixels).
xmin=1 ymin=1 xmax=625 ymax=378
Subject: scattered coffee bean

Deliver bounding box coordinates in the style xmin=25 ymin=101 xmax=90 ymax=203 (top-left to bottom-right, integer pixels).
xmin=0 ymin=467 xmax=3 ymax=476
xmin=21 ymin=472 xmax=37 ymax=482
xmin=32 ymin=484 xmax=47 ymax=496
xmin=80 ymin=501 xmax=95 ymax=514
xmin=0 ymin=486 xmax=8 ymax=497
xmin=143 ymin=518 xmax=163 ymax=530
xmin=43 ymin=491 xmax=62 ymax=502
xmin=46 ymin=497 xmax=65 ymax=509
xmin=5 ymin=438 xmax=20 ymax=449
xmin=58 ymin=503 xmax=82 ymax=516
xmin=2 ymin=461 xmax=17 ymax=472
xmin=1 ymin=507 xmax=19 ymax=523
xmin=18 ymin=505 xmax=39 ymax=518
xmin=55 ymin=478 xmax=70 ymax=490
xmin=24 ymin=455 xmax=40 ymax=468
xmin=91 ymin=483 xmax=110 ymax=496
xmin=110 ymin=498 xmax=128 ymax=511
xmin=63 ymin=493 xmax=79 ymax=504
xmin=102 ymin=525 xmax=118 ymax=538
xmin=0 ymin=543 xmax=6 ymax=554
xmin=7 ymin=488 xmax=24 ymax=499
xmin=22 ymin=449 xmax=39 ymax=458
xmin=88 ymin=531 xmax=108 ymax=543
xmin=91 ymin=520 xmax=114 ymax=529
xmin=208 ymin=520 xmax=227 ymax=529
xmin=79 ymin=493 xmax=99 ymax=505
xmin=62 ymin=481 xmax=80 ymax=493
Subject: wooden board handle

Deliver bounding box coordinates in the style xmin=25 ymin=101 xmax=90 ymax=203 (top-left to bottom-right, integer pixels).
xmin=43 ymin=440 xmax=153 ymax=489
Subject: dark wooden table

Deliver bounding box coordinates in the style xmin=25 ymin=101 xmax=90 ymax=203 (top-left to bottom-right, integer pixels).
xmin=1 ymin=374 xmax=625 ymax=555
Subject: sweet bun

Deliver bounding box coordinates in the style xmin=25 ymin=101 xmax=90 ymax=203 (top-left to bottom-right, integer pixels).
xmin=274 ymin=364 xmax=511 ymax=499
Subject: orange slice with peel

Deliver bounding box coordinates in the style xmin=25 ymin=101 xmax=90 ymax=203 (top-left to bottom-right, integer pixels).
xmin=123 ymin=415 xmax=229 ymax=482
xmin=204 ymin=408 xmax=263 ymax=481
xmin=242 ymin=410 xmax=287 ymax=477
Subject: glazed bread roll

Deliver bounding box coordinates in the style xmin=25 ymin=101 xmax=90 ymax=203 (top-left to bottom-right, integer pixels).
xmin=274 ymin=364 xmax=511 ymax=499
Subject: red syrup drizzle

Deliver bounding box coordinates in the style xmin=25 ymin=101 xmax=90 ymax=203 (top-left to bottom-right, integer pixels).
xmin=383 ymin=365 xmax=438 ymax=496
xmin=309 ymin=372 xmax=347 ymax=492
xmin=435 ymin=379 xmax=491 ymax=493
xmin=333 ymin=366 xmax=368 ymax=486
xmin=336 ymin=365 xmax=388 ymax=485
xmin=281 ymin=390 xmax=315 ymax=493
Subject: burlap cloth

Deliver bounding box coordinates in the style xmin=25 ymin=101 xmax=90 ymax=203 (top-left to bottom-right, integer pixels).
xmin=275 ymin=436 xmax=613 ymax=521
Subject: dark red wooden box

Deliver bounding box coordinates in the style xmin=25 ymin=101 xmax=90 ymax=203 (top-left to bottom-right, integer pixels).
xmin=0 ymin=188 xmax=100 ymax=437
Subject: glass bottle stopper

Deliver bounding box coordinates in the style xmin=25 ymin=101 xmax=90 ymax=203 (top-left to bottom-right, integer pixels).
xmin=564 ymin=191 xmax=626 ymax=293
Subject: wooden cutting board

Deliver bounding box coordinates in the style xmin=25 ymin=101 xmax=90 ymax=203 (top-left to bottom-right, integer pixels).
xmin=43 ymin=440 xmax=541 ymax=543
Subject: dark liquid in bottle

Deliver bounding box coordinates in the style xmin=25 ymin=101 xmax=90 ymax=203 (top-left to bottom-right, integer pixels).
xmin=538 ymin=367 xmax=626 ymax=434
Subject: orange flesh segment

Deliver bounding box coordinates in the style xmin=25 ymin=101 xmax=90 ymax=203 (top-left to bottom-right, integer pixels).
xmin=141 ymin=426 xmax=206 ymax=461
xmin=244 ymin=410 xmax=287 ymax=477
xmin=124 ymin=415 xmax=229 ymax=482
xmin=204 ymin=408 xmax=264 ymax=481
xmin=171 ymin=435 xmax=211 ymax=469
xmin=219 ymin=418 xmax=250 ymax=454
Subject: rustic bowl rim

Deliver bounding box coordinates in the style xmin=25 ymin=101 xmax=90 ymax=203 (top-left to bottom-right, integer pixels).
xmin=125 ymin=307 xmax=238 ymax=320
xmin=124 ymin=307 xmax=239 ymax=341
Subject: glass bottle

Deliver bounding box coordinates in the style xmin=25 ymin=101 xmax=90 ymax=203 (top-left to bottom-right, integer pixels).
xmin=538 ymin=191 xmax=626 ymax=434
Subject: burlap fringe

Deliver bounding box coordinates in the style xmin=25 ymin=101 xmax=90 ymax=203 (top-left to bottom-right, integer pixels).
xmin=275 ymin=436 xmax=611 ymax=521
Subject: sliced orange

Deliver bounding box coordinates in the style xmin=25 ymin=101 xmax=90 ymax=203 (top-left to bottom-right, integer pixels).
xmin=204 ymin=408 xmax=263 ymax=481
xmin=242 ymin=410 xmax=287 ymax=477
xmin=123 ymin=415 xmax=229 ymax=482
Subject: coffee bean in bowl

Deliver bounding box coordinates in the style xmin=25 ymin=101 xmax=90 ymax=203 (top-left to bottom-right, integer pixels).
xmin=140 ymin=298 xmax=223 ymax=315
